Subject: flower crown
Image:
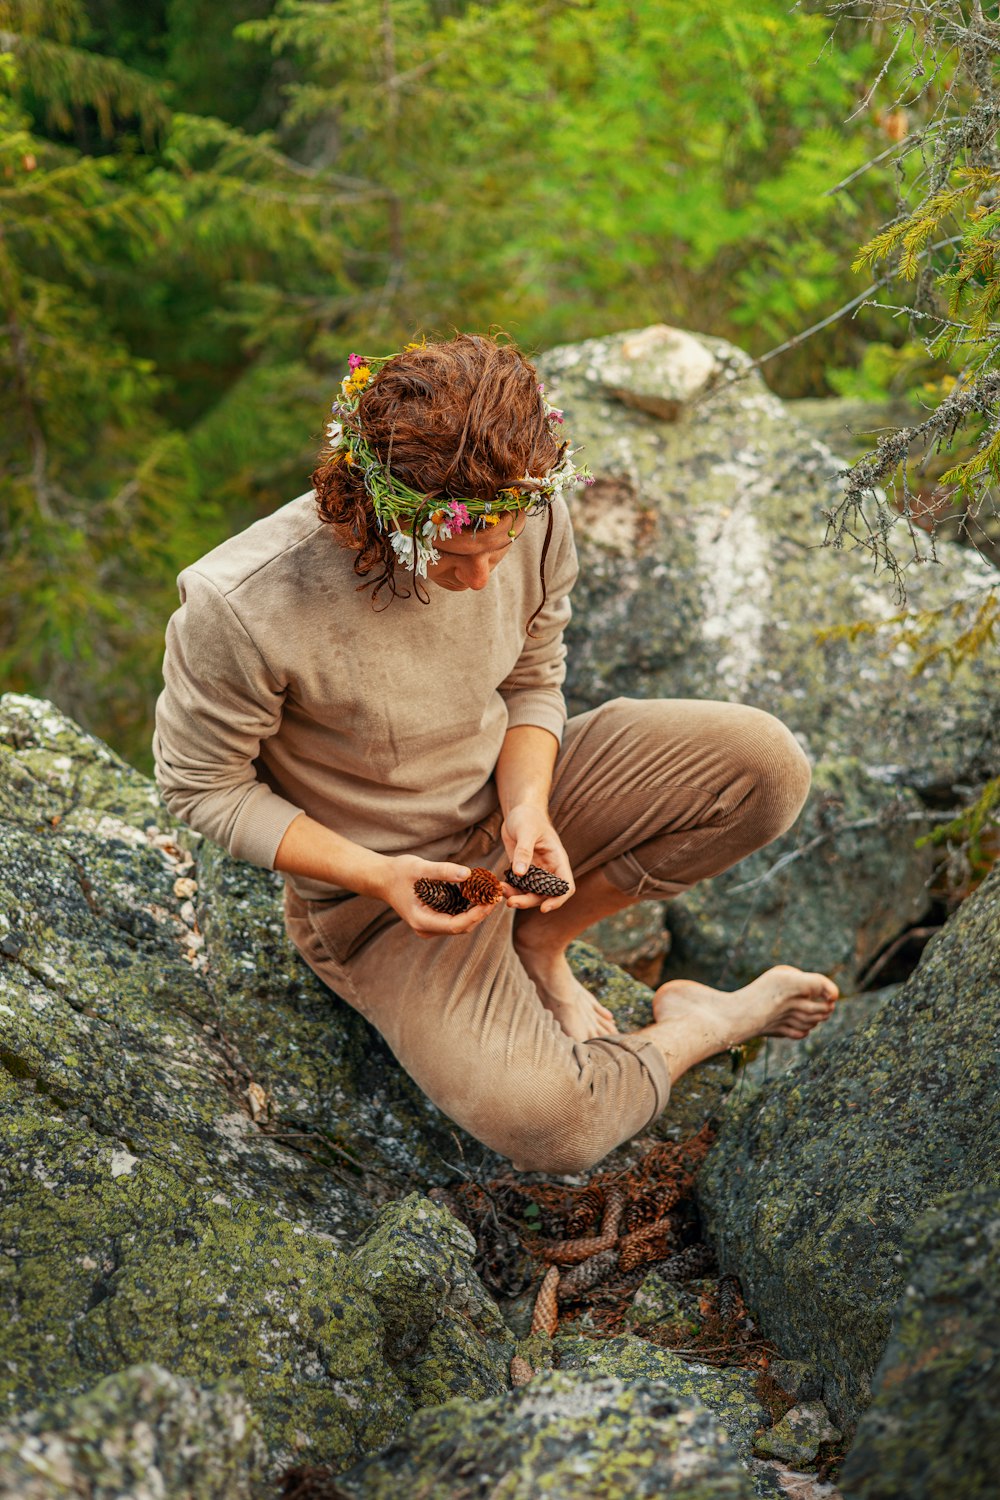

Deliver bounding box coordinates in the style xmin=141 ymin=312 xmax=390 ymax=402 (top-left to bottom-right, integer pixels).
xmin=324 ymin=345 xmax=594 ymax=575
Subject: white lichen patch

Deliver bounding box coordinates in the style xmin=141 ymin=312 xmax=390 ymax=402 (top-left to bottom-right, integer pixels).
xmin=110 ymin=1148 xmax=138 ymax=1178
xmin=690 ymin=479 xmax=771 ymax=696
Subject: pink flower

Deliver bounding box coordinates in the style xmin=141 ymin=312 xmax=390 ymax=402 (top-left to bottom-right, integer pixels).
xmin=348 ymin=353 xmax=365 ymax=371
xmin=547 ymin=407 xmax=565 ymax=424
xmin=449 ymin=502 xmax=472 ymax=530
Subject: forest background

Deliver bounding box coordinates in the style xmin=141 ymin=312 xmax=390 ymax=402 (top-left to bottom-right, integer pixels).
xmin=2 ymin=0 xmax=997 ymax=777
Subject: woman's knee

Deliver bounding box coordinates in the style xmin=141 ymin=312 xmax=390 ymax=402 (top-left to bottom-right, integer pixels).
xmin=733 ymin=705 xmax=811 ymax=841
xmin=486 ymin=1072 xmax=625 ymax=1178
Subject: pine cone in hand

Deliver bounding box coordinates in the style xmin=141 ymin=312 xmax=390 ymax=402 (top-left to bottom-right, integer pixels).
xmin=414 ymin=879 xmax=471 ymax=915
xmin=503 ymin=864 xmax=570 ymax=899
xmin=460 ymin=867 xmax=504 ymax=907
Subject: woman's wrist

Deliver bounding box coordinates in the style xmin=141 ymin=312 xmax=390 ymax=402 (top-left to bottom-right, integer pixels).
xmin=274 ymin=812 xmax=391 ymax=896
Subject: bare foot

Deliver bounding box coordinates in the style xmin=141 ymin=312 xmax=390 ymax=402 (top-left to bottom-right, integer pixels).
xmin=514 ymin=939 xmax=619 ymax=1043
xmin=653 ymin=965 xmax=838 ymax=1048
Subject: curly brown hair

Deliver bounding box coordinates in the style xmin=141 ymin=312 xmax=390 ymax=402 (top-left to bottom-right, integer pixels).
xmin=312 ymin=332 xmax=563 ymax=615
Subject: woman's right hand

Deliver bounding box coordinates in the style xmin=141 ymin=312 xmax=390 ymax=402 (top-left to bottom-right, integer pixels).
xmin=376 ymin=854 xmax=504 ymax=938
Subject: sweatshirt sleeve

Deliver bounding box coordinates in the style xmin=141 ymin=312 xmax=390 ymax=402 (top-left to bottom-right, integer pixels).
xmin=498 ymin=501 xmax=579 ymax=743
xmin=152 ymin=568 xmax=305 ymax=868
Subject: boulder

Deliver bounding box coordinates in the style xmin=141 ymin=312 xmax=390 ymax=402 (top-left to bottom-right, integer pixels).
xmin=697 ymin=863 xmax=1000 ymax=1432
xmin=332 ymin=1369 xmax=757 ymax=1499
xmin=537 ymin=325 xmax=996 ymax=977
xmin=537 ymin=324 xmax=996 ymax=784
xmin=839 ymin=1188 xmax=1000 ymax=1500
xmin=0 ymin=692 xmax=740 ymax=1483
xmin=660 ymin=760 xmax=932 ymax=991
xmin=0 ymin=1365 xmax=264 ymax=1500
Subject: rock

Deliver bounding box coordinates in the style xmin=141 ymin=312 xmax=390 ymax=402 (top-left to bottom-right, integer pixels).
xmin=556 ymin=1334 xmax=769 ymax=1473
xmin=351 ymin=1195 xmax=513 ymax=1408
xmin=839 ymin=1188 xmax=1000 ymax=1500
xmin=661 ymin=761 xmax=933 ymax=991
xmin=698 ymin=864 xmax=1000 ymax=1432
xmin=595 ymin=323 xmax=721 ymax=419
xmin=749 ymin=1462 xmax=844 ymax=1500
xmin=753 ymin=1402 xmax=842 ymax=1466
xmin=765 ymin=1362 xmax=823 ymax=1406
xmin=0 ymin=1364 xmax=264 ymax=1500
xmin=536 ymin=326 xmax=996 ymax=975
xmin=621 ymin=1271 xmax=709 ymax=1341
xmin=333 ymin=1369 xmax=757 ymax=1499
xmin=581 ymin=900 xmax=670 ymax=984
xmin=538 ymin=325 xmax=996 ymax=783
xmin=2 ymin=694 xmax=738 ymax=1480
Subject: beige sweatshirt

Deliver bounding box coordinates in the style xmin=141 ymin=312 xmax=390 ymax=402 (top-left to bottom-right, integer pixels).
xmin=153 ymin=493 xmax=578 ymax=899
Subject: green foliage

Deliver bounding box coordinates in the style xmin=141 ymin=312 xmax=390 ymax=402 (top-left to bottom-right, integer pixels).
xmin=0 ymin=0 xmax=915 ymax=764
xmin=917 ymin=775 xmax=1000 ymax=869
xmin=825 ymin=1 xmax=1000 ymax=581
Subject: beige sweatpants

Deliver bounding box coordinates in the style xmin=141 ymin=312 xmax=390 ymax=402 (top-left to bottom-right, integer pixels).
xmin=283 ymin=697 xmax=811 ymax=1175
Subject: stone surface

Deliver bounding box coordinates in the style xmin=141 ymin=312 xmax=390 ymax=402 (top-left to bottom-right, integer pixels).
xmin=333 ymin=1369 xmax=757 ymax=1499
xmin=596 ymin=322 xmax=721 ymax=419
xmin=536 ymin=326 xmax=996 ymax=977
xmin=580 ymin=899 xmax=670 ymax=983
xmin=753 ymin=1403 xmax=842 ymax=1466
xmin=556 ymin=1335 xmax=769 ymax=1473
xmin=538 ymin=325 xmax=996 ymax=783
xmin=0 ymin=1365 xmax=264 ymax=1500
xmin=661 ymin=761 xmax=932 ymax=991
xmin=839 ymin=1188 xmax=1000 ymax=1500
xmin=698 ymin=863 xmax=1000 ymax=1432
xmin=0 ymin=693 xmax=741 ymax=1484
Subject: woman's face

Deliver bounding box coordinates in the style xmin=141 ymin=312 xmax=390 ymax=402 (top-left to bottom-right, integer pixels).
xmin=425 ymin=512 xmax=527 ymax=591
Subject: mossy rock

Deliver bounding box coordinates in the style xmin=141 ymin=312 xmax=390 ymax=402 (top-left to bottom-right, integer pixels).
xmin=536 ymin=327 xmax=995 ymax=981
xmin=333 ymin=1368 xmax=756 ymax=1499
xmin=556 ymin=1335 xmax=769 ymax=1474
xmin=537 ymin=327 xmax=996 ymax=789
xmin=698 ymin=865 xmax=1000 ymax=1433
xmin=0 ymin=1365 xmax=265 ymax=1500
xmin=840 ymin=1188 xmax=1000 ymax=1500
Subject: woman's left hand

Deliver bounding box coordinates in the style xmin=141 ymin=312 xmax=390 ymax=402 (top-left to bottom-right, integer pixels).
xmin=499 ymin=804 xmax=575 ymax=913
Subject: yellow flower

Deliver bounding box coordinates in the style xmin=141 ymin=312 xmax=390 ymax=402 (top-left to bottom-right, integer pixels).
xmin=350 ymin=365 xmax=371 ymax=389
xmin=430 ymin=509 xmax=446 ymax=525
xmin=345 ymin=446 xmax=355 ymax=465
xmin=482 ymin=513 xmax=500 ymax=526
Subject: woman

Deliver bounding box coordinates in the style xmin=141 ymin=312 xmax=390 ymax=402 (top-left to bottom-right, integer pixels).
xmin=153 ymin=332 xmax=837 ymax=1176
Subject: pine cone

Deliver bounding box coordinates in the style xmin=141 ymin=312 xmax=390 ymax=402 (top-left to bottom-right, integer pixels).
xmin=529 ymin=1264 xmax=560 ymax=1336
xmin=557 ymin=1248 xmax=619 ymax=1303
xmin=414 ymin=878 xmax=470 ymax=915
xmin=503 ymin=864 xmax=570 ymax=898
xmin=460 ymin=867 xmax=504 ymax=907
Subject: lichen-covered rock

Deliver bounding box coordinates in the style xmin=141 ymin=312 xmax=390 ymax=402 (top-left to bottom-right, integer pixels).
xmin=753 ymin=1403 xmax=841 ymax=1466
xmin=536 ymin=325 xmax=995 ymax=976
xmin=537 ymin=326 xmax=996 ymax=784
xmin=351 ymin=1195 xmax=513 ymax=1407
xmin=581 ymin=899 xmax=670 ymax=984
xmin=661 ymin=761 xmax=932 ymax=991
xmin=698 ymin=864 xmax=1000 ymax=1432
xmin=0 ymin=1365 xmax=264 ymax=1500
xmin=839 ymin=1188 xmax=1000 ymax=1500
xmin=5 ymin=695 xmax=725 ymax=1481
xmin=556 ymin=1335 xmax=769 ymax=1474
xmin=332 ymin=1369 xmax=757 ymax=1499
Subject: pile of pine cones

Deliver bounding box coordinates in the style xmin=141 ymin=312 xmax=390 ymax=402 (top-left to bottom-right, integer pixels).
xmin=415 ymin=863 xmax=570 ymax=914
